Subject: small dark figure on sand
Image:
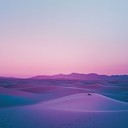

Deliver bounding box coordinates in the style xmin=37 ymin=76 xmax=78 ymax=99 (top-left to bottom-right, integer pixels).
xmin=88 ymin=93 xmax=91 ymax=96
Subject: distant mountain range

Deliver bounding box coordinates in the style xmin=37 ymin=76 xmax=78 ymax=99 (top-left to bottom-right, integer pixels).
xmin=0 ymin=73 xmax=128 ymax=81
xmin=31 ymin=73 xmax=128 ymax=80
xmin=0 ymin=73 xmax=128 ymax=88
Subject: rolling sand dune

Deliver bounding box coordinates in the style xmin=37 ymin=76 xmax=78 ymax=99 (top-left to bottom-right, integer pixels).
xmin=0 ymin=86 xmax=40 ymax=107
xmin=0 ymin=75 xmax=128 ymax=128
xmin=0 ymin=86 xmax=86 ymax=108
xmin=0 ymin=86 xmax=36 ymax=97
xmin=35 ymin=93 xmax=128 ymax=111
xmin=0 ymin=93 xmax=128 ymax=128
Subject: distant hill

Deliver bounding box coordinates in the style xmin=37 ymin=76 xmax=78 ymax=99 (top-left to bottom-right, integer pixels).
xmin=31 ymin=73 xmax=128 ymax=81
xmin=0 ymin=73 xmax=128 ymax=88
xmin=0 ymin=73 xmax=128 ymax=81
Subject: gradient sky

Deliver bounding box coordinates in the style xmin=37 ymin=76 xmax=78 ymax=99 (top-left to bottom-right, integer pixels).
xmin=0 ymin=0 xmax=128 ymax=77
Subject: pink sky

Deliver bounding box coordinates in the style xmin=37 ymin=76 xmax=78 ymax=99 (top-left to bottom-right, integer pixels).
xmin=0 ymin=0 xmax=128 ymax=77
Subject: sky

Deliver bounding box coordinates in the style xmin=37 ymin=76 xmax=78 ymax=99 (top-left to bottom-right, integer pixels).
xmin=0 ymin=0 xmax=128 ymax=77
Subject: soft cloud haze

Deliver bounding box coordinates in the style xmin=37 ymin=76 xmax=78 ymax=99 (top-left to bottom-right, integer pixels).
xmin=0 ymin=0 xmax=128 ymax=77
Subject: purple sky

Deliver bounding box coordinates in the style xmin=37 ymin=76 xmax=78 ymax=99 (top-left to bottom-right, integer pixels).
xmin=0 ymin=0 xmax=128 ymax=77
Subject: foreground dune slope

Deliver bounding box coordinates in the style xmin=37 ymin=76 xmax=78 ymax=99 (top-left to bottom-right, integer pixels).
xmin=39 ymin=93 xmax=128 ymax=111
xmin=0 ymin=93 xmax=128 ymax=128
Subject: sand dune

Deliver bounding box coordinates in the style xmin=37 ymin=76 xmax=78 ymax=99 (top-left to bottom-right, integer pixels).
xmin=0 ymin=75 xmax=128 ymax=128
xmin=35 ymin=93 xmax=128 ymax=112
xmin=0 ymin=93 xmax=128 ymax=128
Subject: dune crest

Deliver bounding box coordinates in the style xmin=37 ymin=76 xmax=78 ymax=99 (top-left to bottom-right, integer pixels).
xmin=40 ymin=93 xmax=128 ymax=112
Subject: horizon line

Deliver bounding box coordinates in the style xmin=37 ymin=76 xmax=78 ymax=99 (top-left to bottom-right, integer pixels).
xmin=0 ymin=72 xmax=128 ymax=79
